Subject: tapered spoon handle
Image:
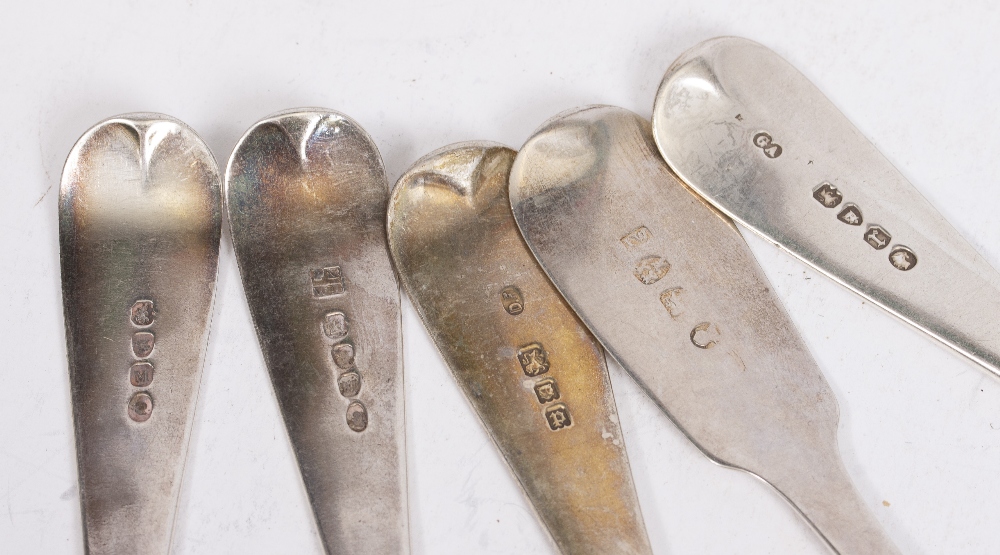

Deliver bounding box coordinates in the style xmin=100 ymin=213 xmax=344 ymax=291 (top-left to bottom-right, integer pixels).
xmin=510 ymin=105 xmax=899 ymax=554
xmin=225 ymin=110 xmax=408 ymax=555
xmin=653 ymin=36 xmax=1000 ymax=376
xmin=60 ymin=114 xmax=222 ymax=554
xmin=389 ymin=142 xmax=652 ymax=555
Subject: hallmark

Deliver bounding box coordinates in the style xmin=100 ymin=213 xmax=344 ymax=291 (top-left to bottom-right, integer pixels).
xmin=864 ymin=225 xmax=891 ymax=250
xmin=346 ymin=401 xmax=368 ymax=432
xmin=753 ymin=132 xmax=782 ymax=158
xmin=690 ymin=322 xmax=721 ymax=349
xmin=634 ymin=255 xmax=671 ymax=285
xmin=837 ymin=204 xmax=863 ymax=226
xmin=659 ymin=287 xmax=684 ymax=319
xmin=130 ymin=300 xmax=156 ymax=327
xmin=322 ymin=311 xmax=349 ymax=340
xmin=129 ymin=362 xmax=154 ymax=387
xmin=533 ymin=378 xmax=561 ymax=404
xmin=517 ymin=343 xmax=550 ymax=377
xmin=332 ymin=343 xmax=355 ymax=369
xmin=132 ymin=332 xmax=155 ymax=359
xmin=890 ymin=246 xmax=917 ymax=271
xmin=813 ymin=182 xmax=843 ymax=208
xmin=544 ymin=404 xmax=572 ymax=431
xmin=620 ymin=226 xmax=653 ymax=250
xmin=338 ymin=371 xmax=362 ymax=398
xmin=128 ymin=392 xmax=153 ymax=423
xmin=311 ymin=266 xmax=346 ymax=297
xmin=500 ymin=285 xmax=524 ymax=315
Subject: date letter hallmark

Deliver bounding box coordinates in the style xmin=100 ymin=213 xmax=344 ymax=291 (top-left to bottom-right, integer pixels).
xmin=500 ymin=286 xmax=524 ymax=315
xmin=864 ymin=225 xmax=891 ymax=250
xmin=544 ymin=404 xmax=573 ymax=431
xmin=311 ymin=266 xmax=346 ymax=297
xmin=634 ymin=255 xmax=671 ymax=285
xmin=130 ymin=362 xmax=154 ymax=387
xmin=518 ymin=343 xmax=550 ymax=377
xmin=753 ymin=132 xmax=782 ymax=158
xmin=620 ymin=226 xmax=653 ymax=250
xmin=690 ymin=322 xmax=721 ymax=349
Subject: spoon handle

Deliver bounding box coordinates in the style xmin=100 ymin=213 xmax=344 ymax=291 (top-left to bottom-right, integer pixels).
xmin=60 ymin=114 xmax=222 ymax=554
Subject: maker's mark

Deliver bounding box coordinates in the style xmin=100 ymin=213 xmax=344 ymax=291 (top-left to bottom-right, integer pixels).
xmin=500 ymin=286 xmax=524 ymax=315
xmin=311 ymin=266 xmax=346 ymax=297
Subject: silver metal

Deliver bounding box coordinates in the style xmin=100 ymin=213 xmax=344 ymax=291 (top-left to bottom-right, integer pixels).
xmin=509 ymin=106 xmax=900 ymax=554
xmin=652 ymin=36 xmax=1000 ymax=376
xmin=59 ymin=114 xmax=222 ymax=554
xmin=225 ymin=109 xmax=408 ymax=554
xmin=388 ymin=142 xmax=652 ymax=555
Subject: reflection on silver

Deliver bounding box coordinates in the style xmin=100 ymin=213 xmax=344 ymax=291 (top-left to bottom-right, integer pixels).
xmin=59 ymin=114 xmax=222 ymax=554
xmin=653 ymin=36 xmax=1000 ymax=376
xmin=388 ymin=143 xmax=652 ymax=555
xmin=226 ymin=109 xmax=408 ymax=554
xmin=510 ymin=106 xmax=900 ymax=555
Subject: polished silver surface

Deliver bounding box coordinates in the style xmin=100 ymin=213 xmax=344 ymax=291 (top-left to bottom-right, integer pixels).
xmin=59 ymin=114 xmax=222 ymax=554
xmin=509 ymin=106 xmax=900 ymax=554
xmin=225 ymin=109 xmax=408 ymax=554
xmin=652 ymin=36 xmax=1000 ymax=376
xmin=388 ymin=143 xmax=652 ymax=555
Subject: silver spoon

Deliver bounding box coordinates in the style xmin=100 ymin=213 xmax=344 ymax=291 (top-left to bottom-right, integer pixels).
xmin=225 ymin=109 xmax=408 ymax=554
xmin=652 ymin=36 xmax=1000 ymax=376
xmin=388 ymin=142 xmax=653 ymax=555
xmin=59 ymin=113 xmax=222 ymax=554
xmin=509 ymin=105 xmax=900 ymax=554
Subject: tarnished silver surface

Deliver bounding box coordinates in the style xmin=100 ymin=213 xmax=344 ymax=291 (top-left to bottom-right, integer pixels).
xmin=652 ymin=36 xmax=1000 ymax=376
xmin=59 ymin=114 xmax=222 ymax=553
xmin=509 ymin=106 xmax=900 ymax=554
xmin=388 ymin=143 xmax=652 ymax=555
xmin=225 ymin=109 xmax=408 ymax=554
